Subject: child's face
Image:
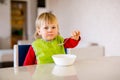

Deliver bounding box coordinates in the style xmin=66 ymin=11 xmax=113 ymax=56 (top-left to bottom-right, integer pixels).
xmin=38 ymin=23 xmax=59 ymax=41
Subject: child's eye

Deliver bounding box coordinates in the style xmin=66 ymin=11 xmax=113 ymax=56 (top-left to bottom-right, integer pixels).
xmin=44 ymin=27 xmax=49 ymax=30
xmin=52 ymin=26 xmax=56 ymax=29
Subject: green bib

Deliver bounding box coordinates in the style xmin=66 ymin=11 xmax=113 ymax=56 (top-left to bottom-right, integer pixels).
xmin=32 ymin=35 xmax=65 ymax=64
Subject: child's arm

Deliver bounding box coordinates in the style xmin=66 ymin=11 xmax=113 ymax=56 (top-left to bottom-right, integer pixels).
xmin=64 ymin=37 xmax=81 ymax=48
xmin=23 ymin=46 xmax=37 ymax=66
xmin=64 ymin=30 xmax=81 ymax=48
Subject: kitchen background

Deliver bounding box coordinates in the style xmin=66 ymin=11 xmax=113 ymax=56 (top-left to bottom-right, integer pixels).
xmin=0 ymin=0 xmax=120 ymax=56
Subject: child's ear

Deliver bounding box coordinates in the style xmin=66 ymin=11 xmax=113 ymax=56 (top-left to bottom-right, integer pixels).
xmin=37 ymin=30 xmax=41 ymax=35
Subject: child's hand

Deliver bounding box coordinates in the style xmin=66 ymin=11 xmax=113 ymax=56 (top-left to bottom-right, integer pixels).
xmin=71 ymin=30 xmax=80 ymax=40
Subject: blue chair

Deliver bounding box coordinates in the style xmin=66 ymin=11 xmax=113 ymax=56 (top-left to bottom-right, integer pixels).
xmin=18 ymin=45 xmax=31 ymax=66
xmin=13 ymin=44 xmax=30 ymax=67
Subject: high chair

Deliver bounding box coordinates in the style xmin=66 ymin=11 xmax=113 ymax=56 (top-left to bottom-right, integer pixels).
xmin=13 ymin=44 xmax=30 ymax=67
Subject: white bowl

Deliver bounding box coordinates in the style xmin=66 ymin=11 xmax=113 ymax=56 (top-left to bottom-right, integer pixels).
xmin=52 ymin=54 xmax=76 ymax=66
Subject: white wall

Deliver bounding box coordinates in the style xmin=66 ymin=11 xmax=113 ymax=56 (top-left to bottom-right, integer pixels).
xmin=47 ymin=0 xmax=120 ymax=56
xmin=0 ymin=0 xmax=11 ymax=49
xmin=26 ymin=0 xmax=37 ymax=41
xmin=0 ymin=0 xmax=37 ymax=49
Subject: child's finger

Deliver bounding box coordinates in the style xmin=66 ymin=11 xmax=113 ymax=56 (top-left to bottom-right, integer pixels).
xmin=72 ymin=30 xmax=80 ymax=36
xmin=76 ymin=31 xmax=80 ymax=36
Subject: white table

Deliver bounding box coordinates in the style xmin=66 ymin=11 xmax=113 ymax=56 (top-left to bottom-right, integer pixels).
xmin=0 ymin=56 xmax=120 ymax=80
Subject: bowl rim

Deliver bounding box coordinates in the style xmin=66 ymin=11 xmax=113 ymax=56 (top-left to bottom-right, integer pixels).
xmin=52 ymin=54 xmax=76 ymax=58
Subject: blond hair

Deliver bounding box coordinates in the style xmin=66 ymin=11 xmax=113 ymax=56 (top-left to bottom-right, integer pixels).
xmin=34 ymin=12 xmax=59 ymax=39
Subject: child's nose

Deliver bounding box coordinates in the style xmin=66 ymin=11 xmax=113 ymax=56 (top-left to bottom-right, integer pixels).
xmin=48 ymin=27 xmax=52 ymax=31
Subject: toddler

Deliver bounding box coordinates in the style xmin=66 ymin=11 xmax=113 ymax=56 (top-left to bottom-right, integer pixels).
xmin=23 ymin=12 xmax=80 ymax=66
